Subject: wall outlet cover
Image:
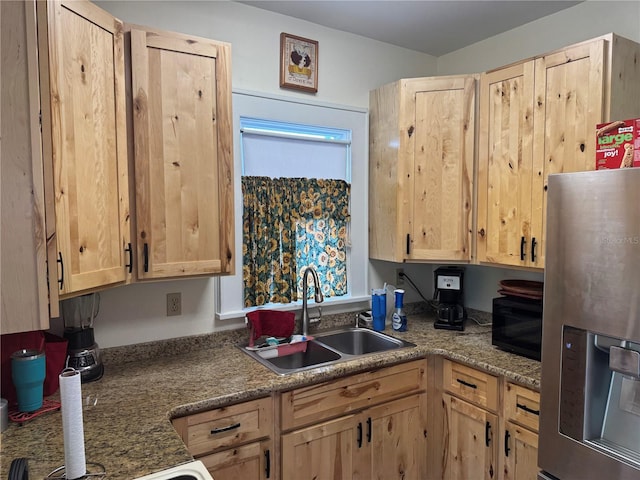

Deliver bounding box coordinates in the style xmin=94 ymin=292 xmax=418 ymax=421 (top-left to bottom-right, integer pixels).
xmin=166 ymin=292 xmax=181 ymax=316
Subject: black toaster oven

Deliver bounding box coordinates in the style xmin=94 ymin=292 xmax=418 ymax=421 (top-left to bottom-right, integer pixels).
xmin=492 ymin=296 xmax=543 ymax=361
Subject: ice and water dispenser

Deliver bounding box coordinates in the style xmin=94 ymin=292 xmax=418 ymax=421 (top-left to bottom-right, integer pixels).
xmin=560 ymin=326 xmax=640 ymax=466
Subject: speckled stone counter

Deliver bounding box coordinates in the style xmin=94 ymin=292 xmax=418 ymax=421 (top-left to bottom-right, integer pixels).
xmin=0 ymin=310 xmax=540 ymax=479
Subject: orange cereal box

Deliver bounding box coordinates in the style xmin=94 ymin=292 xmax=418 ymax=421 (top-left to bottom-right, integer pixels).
xmin=595 ymin=118 xmax=640 ymax=170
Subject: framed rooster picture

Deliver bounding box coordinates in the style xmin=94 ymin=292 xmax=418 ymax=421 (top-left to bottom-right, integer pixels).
xmin=280 ymin=33 xmax=318 ymax=93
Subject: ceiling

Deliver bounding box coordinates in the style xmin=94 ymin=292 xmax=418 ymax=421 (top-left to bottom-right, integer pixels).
xmin=238 ymin=1 xmax=582 ymax=56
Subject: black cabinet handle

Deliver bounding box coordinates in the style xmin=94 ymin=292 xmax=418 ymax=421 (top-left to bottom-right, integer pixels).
xmin=516 ymin=403 xmax=540 ymax=416
xmin=406 ymin=234 xmax=411 ymax=255
xmin=210 ymin=422 xmax=241 ymax=435
xmin=265 ymin=449 xmax=271 ymax=478
xmin=504 ymin=430 xmax=511 ymax=457
xmin=125 ymin=243 xmax=133 ymax=273
xmin=531 ymin=237 xmax=537 ymax=262
xmin=366 ymin=417 xmax=372 ymax=443
xmin=143 ymin=243 xmax=149 ymax=273
xmin=357 ymin=422 xmax=363 ymax=448
xmin=456 ymin=378 xmax=477 ymax=389
xmin=485 ymin=421 xmax=492 ymax=447
xmin=520 ymin=236 xmax=526 ymax=261
xmin=57 ymin=252 xmax=64 ymax=290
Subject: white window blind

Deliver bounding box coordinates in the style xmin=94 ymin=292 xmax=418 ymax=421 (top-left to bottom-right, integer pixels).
xmin=241 ymin=118 xmax=351 ymax=180
xmin=215 ymin=90 xmax=370 ymax=321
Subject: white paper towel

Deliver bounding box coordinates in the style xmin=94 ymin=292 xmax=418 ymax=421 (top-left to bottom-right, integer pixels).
xmin=59 ymin=368 xmax=86 ymax=479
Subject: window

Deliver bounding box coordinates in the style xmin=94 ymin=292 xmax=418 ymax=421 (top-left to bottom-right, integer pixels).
xmin=241 ymin=118 xmax=351 ymax=307
xmin=216 ymin=90 xmax=369 ymax=321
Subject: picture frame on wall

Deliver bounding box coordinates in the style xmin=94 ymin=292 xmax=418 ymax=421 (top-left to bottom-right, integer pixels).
xmin=279 ymin=32 xmax=318 ymax=93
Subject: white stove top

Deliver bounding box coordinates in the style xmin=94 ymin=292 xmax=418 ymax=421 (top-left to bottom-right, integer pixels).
xmin=133 ymin=460 xmax=213 ymax=480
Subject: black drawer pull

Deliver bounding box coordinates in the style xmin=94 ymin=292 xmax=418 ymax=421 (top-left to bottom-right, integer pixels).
xmin=265 ymin=449 xmax=271 ymax=478
xmin=531 ymin=237 xmax=537 ymax=262
xmin=143 ymin=242 xmax=149 ymax=272
xmin=456 ymin=378 xmax=478 ymax=389
xmin=366 ymin=417 xmax=372 ymax=443
xmin=406 ymin=233 xmax=411 ymax=255
xmin=504 ymin=429 xmax=511 ymax=456
xmin=520 ymin=236 xmax=526 ymax=261
xmin=516 ymin=403 xmax=540 ymax=416
xmin=211 ymin=422 xmax=241 ymax=435
xmin=125 ymin=242 xmax=133 ymax=273
xmin=57 ymin=252 xmax=64 ymax=289
xmin=485 ymin=421 xmax=492 ymax=447
xmin=357 ymin=422 xmax=363 ymax=448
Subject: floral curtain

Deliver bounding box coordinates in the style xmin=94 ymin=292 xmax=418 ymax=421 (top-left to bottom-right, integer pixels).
xmin=242 ymin=176 xmax=350 ymax=307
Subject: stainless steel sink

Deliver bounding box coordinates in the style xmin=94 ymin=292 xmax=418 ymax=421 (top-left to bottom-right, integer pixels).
xmin=267 ymin=340 xmax=341 ymax=370
xmin=240 ymin=327 xmax=415 ymax=375
xmin=314 ymin=327 xmax=414 ymax=355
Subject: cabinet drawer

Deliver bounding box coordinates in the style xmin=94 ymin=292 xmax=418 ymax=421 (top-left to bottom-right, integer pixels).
xmin=442 ymin=359 xmax=498 ymax=412
xmin=281 ymin=359 xmax=427 ymax=431
xmin=199 ymin=439 xmax=272 ymax=480
xmin=504 ymin=383 xmax=540 ymax=432
xmin=173 ymin=397 xmax=273 ymax=457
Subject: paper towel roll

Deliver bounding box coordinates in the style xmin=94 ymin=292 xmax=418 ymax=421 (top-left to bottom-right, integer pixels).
xmin=59 ymin=368 xmax=86 ymax=479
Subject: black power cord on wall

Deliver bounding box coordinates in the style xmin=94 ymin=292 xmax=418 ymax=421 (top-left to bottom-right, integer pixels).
xmin=399 ymin=271 xmax=491 ymax=327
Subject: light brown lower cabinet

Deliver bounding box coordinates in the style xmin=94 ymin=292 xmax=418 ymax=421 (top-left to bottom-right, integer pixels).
xmin=502 ymin=422 xmax=538 ymax=480
xmin=436 ymin=360 xmax=541 ymax=480
xmin=442 ymin=393 xmax=498 ymax=480
xmin=501 ymin=383 xmax=540 ymax=480
xmin=172 ymin=396 xmax=274 ymax=479
xmin=280 ymin=359 xmax=427 ymax=480
xmin=281 ymin=394 xmax=426 ymax=480
xmin=172 ymin=360 xmax=426 ymax=480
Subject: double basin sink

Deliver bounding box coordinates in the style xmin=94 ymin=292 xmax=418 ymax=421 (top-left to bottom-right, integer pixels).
xmin=241 ymin=327 xmax=416 ymax=375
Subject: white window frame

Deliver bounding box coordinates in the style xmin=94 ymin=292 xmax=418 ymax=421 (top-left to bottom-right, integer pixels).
xmin=215 ymin=89 xmax=370 ymax=321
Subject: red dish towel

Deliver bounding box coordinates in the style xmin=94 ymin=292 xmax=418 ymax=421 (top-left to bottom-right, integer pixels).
xmin=246 ymin=310 xmax=296 ymax=347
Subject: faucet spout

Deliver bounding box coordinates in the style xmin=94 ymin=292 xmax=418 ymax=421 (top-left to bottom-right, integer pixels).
xmin=301 ymin=266 xmax=324 ymax=336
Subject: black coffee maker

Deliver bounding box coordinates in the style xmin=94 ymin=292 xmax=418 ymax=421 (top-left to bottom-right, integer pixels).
xmin=433 ymin=266 xmax=466 ymax=331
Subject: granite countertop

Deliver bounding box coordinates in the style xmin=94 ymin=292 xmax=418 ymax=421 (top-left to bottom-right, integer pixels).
xmin=0 ymin=310 xmax=540 ymax=479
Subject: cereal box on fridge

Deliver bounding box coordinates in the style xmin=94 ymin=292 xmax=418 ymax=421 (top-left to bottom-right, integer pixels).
xmin=595 ymin=118 xmax=640 ymax=170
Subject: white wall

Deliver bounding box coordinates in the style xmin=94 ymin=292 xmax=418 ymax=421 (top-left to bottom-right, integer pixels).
xmin=437 ymin=0 xmax=640 ymax=75
xmin=97 ymin=1 xmax=437 ymax=108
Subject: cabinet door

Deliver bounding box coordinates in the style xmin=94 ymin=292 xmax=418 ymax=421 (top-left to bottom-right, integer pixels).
xmin=531 ymin=39 xmax=606 ymax=268
xmin=477 ymin=62 xmax=535 ymax=267
xmin=200 ymin=439 xmax=273 ymax=480
xmin=281 ymin=414 xmax=357 ymax=480
xmin=1 ymin=0 xmax=58 ymax=332
xmin=404 ymin=76 xmax=475 ymax=262
xmin=41 ymin=0 xmax=130 ymax=295
xmin=131 ymin=28 xmax=234 ymax=280
xmin=503 ymin=422 xmax=539 ymax=480
xmin=442 ymin=393 xmax=498 ymax=480
xmin=364 ymin=394 xmax=427 ymax=480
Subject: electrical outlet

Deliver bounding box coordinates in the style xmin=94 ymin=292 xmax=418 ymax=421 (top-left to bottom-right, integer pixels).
xmin=395 ymin=268 xmax=405 ymax=286
xmin=166 ymin=292 xmax=181 ymax=316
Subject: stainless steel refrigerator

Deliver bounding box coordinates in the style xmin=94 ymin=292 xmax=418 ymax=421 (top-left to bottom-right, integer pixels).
xmin=539 ymin=169 xmax=640 ymax=479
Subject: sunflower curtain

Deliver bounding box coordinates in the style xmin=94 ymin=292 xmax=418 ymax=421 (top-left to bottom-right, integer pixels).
xmin=242 ymin=176 xmax=350 ymax=307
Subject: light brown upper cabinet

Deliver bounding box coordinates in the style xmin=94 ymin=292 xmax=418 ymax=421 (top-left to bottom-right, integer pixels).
xmin=1 ymin=0 xmax=59 ymax=333
xmin=369 ymin=75 xmax=476 ymax=263
xmin=477 ymin=34 xmax=640 ymax=269
xmin=129 ymin=27 xmax=234 ymax=280
xmin=38 ymin=0 xmax=132 ymax=298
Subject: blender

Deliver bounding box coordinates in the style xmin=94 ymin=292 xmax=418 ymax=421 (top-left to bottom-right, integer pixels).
xmin=61 ymin=293 xmax=104 ymax=382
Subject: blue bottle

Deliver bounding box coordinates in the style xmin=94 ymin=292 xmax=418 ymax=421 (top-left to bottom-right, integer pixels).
xmin=392 ymin=289 xmax=407 ymax=332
